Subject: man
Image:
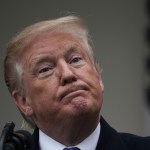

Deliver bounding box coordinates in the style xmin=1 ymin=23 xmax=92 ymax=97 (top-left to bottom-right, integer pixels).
xmin=4 ymin=15 xmax=150 ymax=150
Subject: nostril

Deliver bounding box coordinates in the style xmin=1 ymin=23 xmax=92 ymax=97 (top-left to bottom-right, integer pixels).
xmin=62 ymin=76 xmax=77 ymax=86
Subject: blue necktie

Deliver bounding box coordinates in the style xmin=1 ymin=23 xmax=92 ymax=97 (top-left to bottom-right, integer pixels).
xmin=63 ymin=147 xmax=80 ymax=150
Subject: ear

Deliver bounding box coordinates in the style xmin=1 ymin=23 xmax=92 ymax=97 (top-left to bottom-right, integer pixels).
xmin=99 ymin=79 xmax=104 ymax=92
xmin=98 ymin=68 xmax=104 ymax=92
xmin=12 ymin=90 xmax=33 ymax=116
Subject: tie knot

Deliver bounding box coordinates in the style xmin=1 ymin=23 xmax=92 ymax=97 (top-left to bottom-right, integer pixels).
xmin=63 ymin=147 xmax=80 ymax=150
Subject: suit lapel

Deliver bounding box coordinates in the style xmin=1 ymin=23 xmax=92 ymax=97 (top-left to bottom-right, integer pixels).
xmin=96 ymin=117 xmax=128 ymax=150
xmin=31 ymin=117 xmax=129 ymax=150
xmin=31 ymin=127 xmax=40 ymax=150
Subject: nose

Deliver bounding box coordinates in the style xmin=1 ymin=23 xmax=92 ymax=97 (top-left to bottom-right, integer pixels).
xmin=57 ymin=61 xmax=77 ymax=86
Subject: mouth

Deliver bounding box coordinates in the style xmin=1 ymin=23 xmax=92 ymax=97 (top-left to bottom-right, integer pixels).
xmin=60 ymin=85 xmax=89 ymax=101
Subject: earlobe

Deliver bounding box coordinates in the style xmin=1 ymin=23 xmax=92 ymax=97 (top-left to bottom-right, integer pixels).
xmin=12 ymin=90 xmax=33 ymax=116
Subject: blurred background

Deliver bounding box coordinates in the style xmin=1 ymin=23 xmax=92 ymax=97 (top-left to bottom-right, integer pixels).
xmin=0 ymin=0 xmax=150 ymax=136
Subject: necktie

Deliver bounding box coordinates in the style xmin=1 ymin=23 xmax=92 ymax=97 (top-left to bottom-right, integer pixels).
xmin=63 ymin=147 xmax=80 ymax=150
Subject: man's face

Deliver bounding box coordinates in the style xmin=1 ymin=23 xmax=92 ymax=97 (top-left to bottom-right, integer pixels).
xmin=20 ymin=31 xmax=104 ymax=131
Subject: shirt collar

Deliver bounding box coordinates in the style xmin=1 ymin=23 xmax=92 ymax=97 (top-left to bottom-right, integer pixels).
xmin=39 ymin=123 xmax=100 ymax=150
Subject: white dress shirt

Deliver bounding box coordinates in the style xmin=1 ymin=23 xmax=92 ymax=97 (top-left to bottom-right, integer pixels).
xmin=39 ymin=123 xmax=100 ymax=150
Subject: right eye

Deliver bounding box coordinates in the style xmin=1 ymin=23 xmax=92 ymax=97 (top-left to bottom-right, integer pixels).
xmin=39 ymin=67 xmax=51 ymax=73
xmin=37 ymin=65 xmax=54 ymax=78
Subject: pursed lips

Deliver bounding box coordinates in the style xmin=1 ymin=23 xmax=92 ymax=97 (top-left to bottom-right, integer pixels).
xmin=60 ymin=85 xmax=89 ymax=101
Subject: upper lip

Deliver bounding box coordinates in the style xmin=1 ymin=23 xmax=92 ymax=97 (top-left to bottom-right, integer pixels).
xmin=59 ymin=85 xmax=89 ymax=101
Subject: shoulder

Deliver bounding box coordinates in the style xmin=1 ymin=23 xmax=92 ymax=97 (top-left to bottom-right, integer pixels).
xmin=99 ymin=117 xmax=150 ymax=150
xmin=120 ymin=133 xmax=150 ymax=150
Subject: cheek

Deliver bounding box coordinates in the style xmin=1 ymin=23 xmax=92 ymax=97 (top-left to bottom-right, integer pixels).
xmin=79 ymin=65 xmax=101 ymax=87
xmin=80 ymin=66 xmax=103 ymax=99
xmin=26 ymin=84 xmax=59 ymax=117
xmin=24 ymin=79 xmax=57 ymax=105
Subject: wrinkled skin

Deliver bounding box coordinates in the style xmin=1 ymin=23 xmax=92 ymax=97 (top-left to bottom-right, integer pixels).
xmin=13 ymin=32 xmax=104 ymax=146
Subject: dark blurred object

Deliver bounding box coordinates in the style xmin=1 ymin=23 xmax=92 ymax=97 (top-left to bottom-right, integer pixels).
xmin=146 ymin=0 xmax=150 ymax=44
xmin=145 ymin=0 xmax=150 ymax=109
xmin=145 ymin=56 xmax=150 ymax=74
xmin=146 ymin=87 xmax=150 ymax=108
xmin=0 ymin=122 xmax=33 ymax=150
xmin=146 ymin=0 xmax=150 ymax=18
xmin=146 ymin=25 xmax=150 ymax=45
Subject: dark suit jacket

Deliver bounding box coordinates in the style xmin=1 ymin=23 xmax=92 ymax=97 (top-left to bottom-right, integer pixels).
xmin=31 ymin=117 xmax=150 ymax=150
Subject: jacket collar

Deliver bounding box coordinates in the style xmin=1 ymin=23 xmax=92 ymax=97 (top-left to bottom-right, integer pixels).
xmin=96 ymin=117 xmax=128 ymax=150
xmin=31 ymin=127 xmax=39 ymax=150
xmin=31 ymin=117 xmax=128 ymax=150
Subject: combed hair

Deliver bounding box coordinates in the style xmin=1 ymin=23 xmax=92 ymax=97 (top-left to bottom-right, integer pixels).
xmin=4 ymin=15 xmax=96 ymax=128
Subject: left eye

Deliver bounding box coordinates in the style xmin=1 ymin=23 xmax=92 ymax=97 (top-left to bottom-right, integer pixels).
xmin=70 ymin=57 xmax=82 ymax=64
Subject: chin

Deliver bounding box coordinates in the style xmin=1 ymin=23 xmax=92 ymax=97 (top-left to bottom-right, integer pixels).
xmin=70 ymin=97 xmax=95 ymax=116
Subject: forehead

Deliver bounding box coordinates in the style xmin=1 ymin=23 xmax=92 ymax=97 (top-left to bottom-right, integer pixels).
xmin=20 ymin=31 xmax=92 ymax=69
xmin=23 ymin=31 xmax=88 ymax=59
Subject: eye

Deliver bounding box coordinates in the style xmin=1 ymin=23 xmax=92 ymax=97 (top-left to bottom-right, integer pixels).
xmin=37 ymin=65 xmax=54 ymax=78
xmin=39 ymin=67 xmax=51 ymax=73
xmin=70 ymin=57 xmax=82 ymax=64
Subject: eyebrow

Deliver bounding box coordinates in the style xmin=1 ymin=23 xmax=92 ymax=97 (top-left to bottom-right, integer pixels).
xmin=64 ymin=47 xmax=79 ymax=58
xmin=29 ymin=56 xmax=54 ymax=69
xmin=29 ymin=47 xmax=80 ymax=69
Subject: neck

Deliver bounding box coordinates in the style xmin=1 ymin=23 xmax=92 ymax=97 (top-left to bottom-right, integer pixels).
xmin=39 ymin=115 xmax=100 ymax=146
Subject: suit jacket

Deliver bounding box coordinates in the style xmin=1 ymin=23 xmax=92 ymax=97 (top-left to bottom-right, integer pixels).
xmin=31 ymin=117 xmax=150 ymax=150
